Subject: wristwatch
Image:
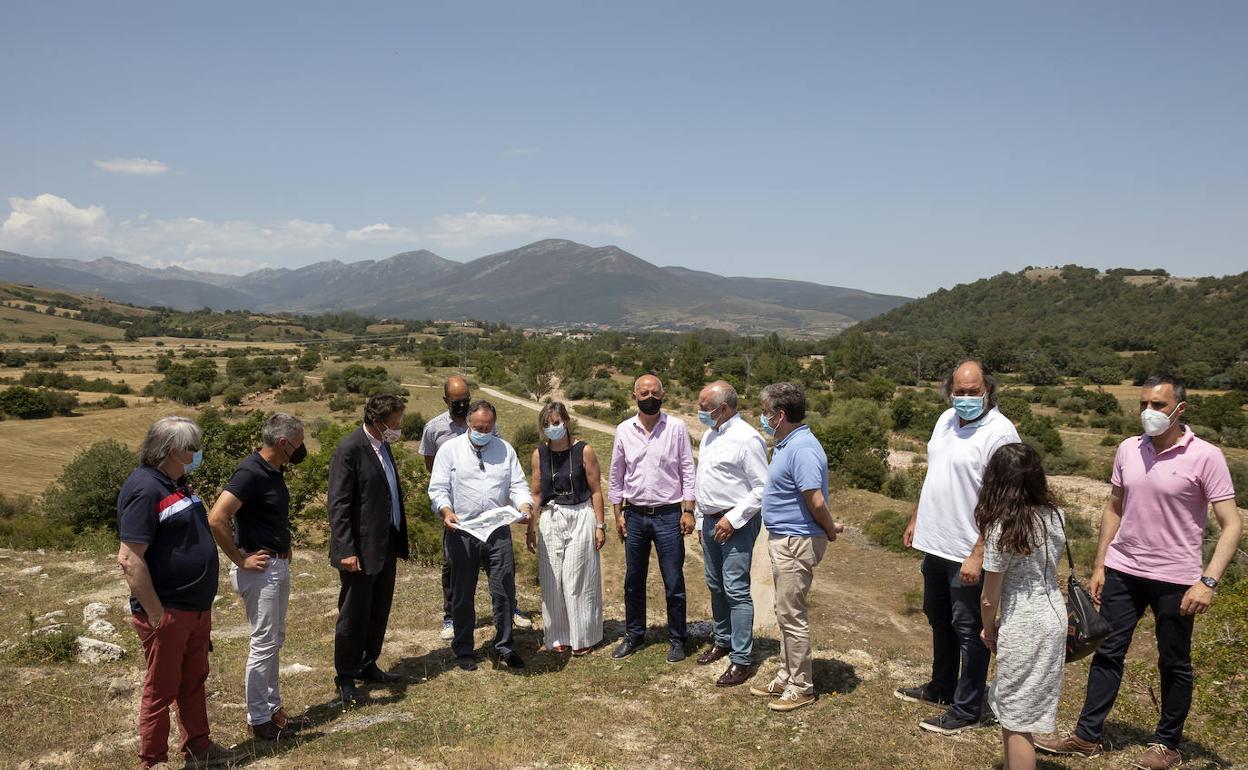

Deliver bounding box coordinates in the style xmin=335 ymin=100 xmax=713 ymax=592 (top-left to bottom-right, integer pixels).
xmin=1199 ymin=576 xmax=1218 ymax=590
xmin=594 ymin=523 xmax=606 ymax=531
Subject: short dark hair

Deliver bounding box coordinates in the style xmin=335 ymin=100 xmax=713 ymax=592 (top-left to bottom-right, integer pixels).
xmin=759 ymin=382 xmax=806 ymax=423
xmin=468 ymin=399 xmax=497 ymax=420
xmin=942 ymin=358 xmax=999 ymax=408
xmin=1141 ymin=374 xmax=1187 ymax=404
xmin=364 ymin=394 xmax=406 ymax=425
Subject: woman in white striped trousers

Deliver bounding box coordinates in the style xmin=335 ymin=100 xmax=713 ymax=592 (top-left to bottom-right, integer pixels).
xmin=526 ymin=402 xmax=606 ymax=655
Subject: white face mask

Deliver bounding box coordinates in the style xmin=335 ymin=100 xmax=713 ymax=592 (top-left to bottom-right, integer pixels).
xmin=1140 ymin=402 xmax=1181 ymax=437
xmin=379 ymin=424 xmax=402 ymax=443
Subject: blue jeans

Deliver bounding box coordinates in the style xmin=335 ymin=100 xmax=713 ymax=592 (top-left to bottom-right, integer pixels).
xmin=702 ymin=514 xmax=760 ymax=665
xmin=922 ymin=552 xmax=989 ymax=721
xmin=623 ymin=508 xmax=686 ymax=643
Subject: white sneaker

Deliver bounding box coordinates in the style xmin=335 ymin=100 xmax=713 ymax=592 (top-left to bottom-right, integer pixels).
xmin=512 ymin=610 xmax=533 ymax=629
xmin=439 ymin=619 xmax=454 ymax=641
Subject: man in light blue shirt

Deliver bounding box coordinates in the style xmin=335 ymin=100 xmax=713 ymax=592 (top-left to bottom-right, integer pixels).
xmin=750 ymin=382 xmax=843 ymax=713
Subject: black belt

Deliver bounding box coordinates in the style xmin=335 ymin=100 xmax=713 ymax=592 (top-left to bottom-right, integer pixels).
xmin=623 ymin=502 xmax=682 ymax=516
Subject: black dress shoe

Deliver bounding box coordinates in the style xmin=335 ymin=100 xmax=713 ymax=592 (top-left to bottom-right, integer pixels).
xmin=666 ymin=641 xmax=687 ymax=664
xmin=497 ymin=651 xmax=525 ymax=669
xmin=611 ymin=638 xmax=643 ymax=659
xmin=358 ymin=665 xmax=401 ymax=684
xmin=716 ymin=662 xmax=750 ymax=687
xmin=336 ymin=680 xmax=364 ymax=709
xmin=456 ymin=655 xmax=478 ymax=671
xmin=696 ymin=645 xmax=731 ymax=666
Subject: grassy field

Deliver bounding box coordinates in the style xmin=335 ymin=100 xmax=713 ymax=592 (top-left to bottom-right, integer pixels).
xmin=0 ymin=304 xmax=125 ymax=343
xmin=1 ymin=347 xmax=1245 ymax=768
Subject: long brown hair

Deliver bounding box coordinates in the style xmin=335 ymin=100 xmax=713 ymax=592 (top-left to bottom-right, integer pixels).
xmin=974 ymin=442 xmax=1059 ymax=555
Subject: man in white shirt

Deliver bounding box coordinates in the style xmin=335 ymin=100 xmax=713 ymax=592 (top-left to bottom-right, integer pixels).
xmin=694 ymin=381 xmax=769 ymax=687
xmin=897 ymin=359 xmax=1020 ymax=736
xmin=428 ymin=400 xmax=534 ymax=671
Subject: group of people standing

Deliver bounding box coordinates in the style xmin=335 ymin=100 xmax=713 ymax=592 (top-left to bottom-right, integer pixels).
xmin=895 ymin=363 xmax=1240 ymax=770
xmin=112 ymin=361 xmax=1239 ymax=770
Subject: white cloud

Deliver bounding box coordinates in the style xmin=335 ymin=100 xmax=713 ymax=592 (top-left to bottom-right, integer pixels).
xmin=0 ymin=193 xmax=634 ymax=272
xmin=93 ymin=158 xmax=169 ymax=176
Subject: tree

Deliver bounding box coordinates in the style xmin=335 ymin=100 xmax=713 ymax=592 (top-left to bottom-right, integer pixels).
xmin=518 ymin=340 xmax=556 ymax=401
xmin=401 ymin=412 xmax=427 ymax=441
xmin=674 ymin=335 xmax=706 ymax=388
xmin=0 ymin=386 xmax=51 ymax=419
xmin=297 ymin=348 xmax=320 ymax=371
xmin=42 ymin=440 xmax=137 ymax=532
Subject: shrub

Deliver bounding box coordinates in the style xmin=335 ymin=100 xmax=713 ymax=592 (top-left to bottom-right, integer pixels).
xmin=401 ymin=411 xmax=426 ymax=442
xmin=0 ymin=385 xmax=51 ymax=419
xmin=41 ymin=440 xmax=137 ymax=533
xmin=883 ymin=465 xmax=926 ymax=502
xmin=329 ymin=394 xmax=357 ymax=412
xmin=840 ymin=449 xmax=888 ymax=492
xmin=95 ymin=394 xmax=127 ymax=409
xmin=511 ymin=423 xmax=542 ymax=468
xmin=1043 ymin=447 xmax=1087 ymax=476
xmin=864 ymin=509 xmax=919 ymax=557
xmin=1230 ymin=461 xmax=1248 ymax=508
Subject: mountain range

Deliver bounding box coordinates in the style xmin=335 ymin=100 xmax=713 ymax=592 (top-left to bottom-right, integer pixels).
xmin=0 ymin=240 xmax=910 ymax=335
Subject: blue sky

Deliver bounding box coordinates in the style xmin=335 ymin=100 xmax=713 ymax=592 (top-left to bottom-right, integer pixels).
xmin=1 ymin=1 xmax=1244 ymax=297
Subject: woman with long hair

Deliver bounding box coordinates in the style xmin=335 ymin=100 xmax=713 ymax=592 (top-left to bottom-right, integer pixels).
xmin=976 ymin=442 xmax=1067 ymax=770
xmin=526 ymin=402 xmax=606 ymax=655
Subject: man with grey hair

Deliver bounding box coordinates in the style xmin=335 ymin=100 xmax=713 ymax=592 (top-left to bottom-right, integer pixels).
xmin=208 ymin=412 xmax=308 ymax=740
xmin=118 ymin=416 xmax=237 ymax=769
xmin=694 ymin=380 xmax=769 ymax=687
xmin=749 ymin=383 xmax=843 ymax=712
xmin=896 ymin=358 xmax=1020 ymax=736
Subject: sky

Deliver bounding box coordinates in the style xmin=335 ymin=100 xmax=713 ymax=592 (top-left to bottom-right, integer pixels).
xmin=1 ymin=1 xmax=1245 ymax=297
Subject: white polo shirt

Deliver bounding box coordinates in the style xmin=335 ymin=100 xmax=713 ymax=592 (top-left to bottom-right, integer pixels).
xmin=912 ymin=406 xmax=1021 ymax=563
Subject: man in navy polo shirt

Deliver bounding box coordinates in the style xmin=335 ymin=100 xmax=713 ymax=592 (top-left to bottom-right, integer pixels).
xmin=209 ymin=413 xmax=307 ymax=741
xmin=117 ymin=416 xmax=235 ymax=770
xmin=748 ymin=382 xmax=844 ymax=713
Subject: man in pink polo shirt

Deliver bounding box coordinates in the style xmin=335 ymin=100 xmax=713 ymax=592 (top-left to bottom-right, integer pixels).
xmin=1037 ymin=375 xmax=1241 ymax=770
xmin=608 ymin=373 xmax=697 ymax=663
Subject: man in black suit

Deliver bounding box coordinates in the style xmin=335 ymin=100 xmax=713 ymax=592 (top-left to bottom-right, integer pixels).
xmin=328 ymin=394 xmax=409 ymax=707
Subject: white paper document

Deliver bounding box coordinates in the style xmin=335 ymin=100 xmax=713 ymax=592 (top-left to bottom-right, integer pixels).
xmin=453 ymin=505 xmax=526 ymax=542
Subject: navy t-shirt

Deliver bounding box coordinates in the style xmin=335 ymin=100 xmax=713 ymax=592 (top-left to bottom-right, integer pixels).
xmin=117 ymin=465 xmax=220 ymax=614
xmin=224 ymin=451 xmax=291 ymax=553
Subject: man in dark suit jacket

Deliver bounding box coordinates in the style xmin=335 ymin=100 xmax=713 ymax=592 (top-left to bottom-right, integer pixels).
xmin=328 ymin=393 xmax=409 ymax=707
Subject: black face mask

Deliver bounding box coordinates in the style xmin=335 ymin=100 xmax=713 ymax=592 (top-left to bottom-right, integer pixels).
xmin=449 ymin=399 xmax=471 ymax=419
xmin=637 ymin=396 xmax=663 ymax=416
xmin=287 ymin=443 xmax=308 ymax=466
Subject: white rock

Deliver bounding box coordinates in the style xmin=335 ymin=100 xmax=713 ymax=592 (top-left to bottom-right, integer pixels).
xmin=281 ymin=663 xmax=314 ymax=675
xmin=87 ymin=619 xmax=117 ymax=638
xmin=77 ymin=636 xmax=125 ymax=664
xmin=82 ymin=602 xmax=110 ymax=622
xmin=18 ymin=565 xmax=44 ymax=576
xmin=31 ymin=623 xmax=70 ymax=637
xmin=36 ymin=610 xmax=67 ymax=623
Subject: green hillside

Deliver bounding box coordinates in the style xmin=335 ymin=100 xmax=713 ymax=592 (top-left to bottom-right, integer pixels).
xmin=853 ymin=266 xmax=1248 ymax=388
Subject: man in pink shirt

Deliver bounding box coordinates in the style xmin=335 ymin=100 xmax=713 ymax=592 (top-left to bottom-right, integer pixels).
xmin=1038 ymin=375 xmax=1241 ymax=770
xmin=608 ymin=374 xmax=697 ymax=663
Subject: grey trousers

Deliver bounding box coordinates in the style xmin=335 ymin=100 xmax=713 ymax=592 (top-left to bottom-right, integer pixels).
xmin=230 ymin=558 xmax=291 ymax=725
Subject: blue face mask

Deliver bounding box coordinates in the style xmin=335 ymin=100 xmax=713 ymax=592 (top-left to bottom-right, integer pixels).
xmin=697 ymin=408 xmax=718 ymax=429
xmin=469 ymin=430 xmax=493 ymax=447
xmin=544 ymin=423 xmax=567 ymax=441
xmin=184 ymin=449 xmax=203 ymax=475
xmin=759 ymin=413 xmax=777 ymax=437
xmin=952 ymin=396 xmax=986 ymax=421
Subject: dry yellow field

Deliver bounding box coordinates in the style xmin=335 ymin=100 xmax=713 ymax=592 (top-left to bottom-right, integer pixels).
xmin=0 ymin=403 xmax=195 ymax=496
xmin=0 ymin=304 xmax=125 ymax=343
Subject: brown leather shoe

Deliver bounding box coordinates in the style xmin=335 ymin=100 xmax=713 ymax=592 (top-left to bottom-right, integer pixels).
xmin=1131 ymin=743 xmax=1182 ymax=770
xmin=250 ymin=719 xmax=287 ymax=741
xmin=696 ymin=645 xmax=731 ymax=666
xmin=768 ymin=687 xmax=817 ymax=712
xmin=271 ymin=707 xmax=310 ymax=731
xmin=1034 ymin=732 xmax=1103 ymax=757
xmin=716 ymin=662 xmax=749 ymax=687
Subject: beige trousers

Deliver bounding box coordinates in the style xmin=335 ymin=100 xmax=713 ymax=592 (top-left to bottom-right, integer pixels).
xmin=767 ymin=533 xmax=828 ymax=695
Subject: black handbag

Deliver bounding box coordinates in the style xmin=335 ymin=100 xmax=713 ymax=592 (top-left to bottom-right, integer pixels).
xmin=1063 ymin=537 xmax=1112 ymax=662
